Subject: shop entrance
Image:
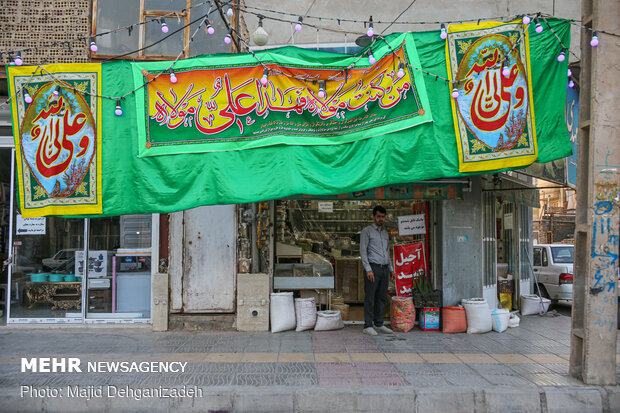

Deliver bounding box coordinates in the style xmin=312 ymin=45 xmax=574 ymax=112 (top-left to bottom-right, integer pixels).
xmin=274 ymin=199 xmax=430 ymax=321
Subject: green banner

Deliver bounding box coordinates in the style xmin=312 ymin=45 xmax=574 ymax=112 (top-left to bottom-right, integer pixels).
xmin=9 ymin=20 xmax=571 ymax=217
xmin=133 ymin=34 xmax=432 ymax=155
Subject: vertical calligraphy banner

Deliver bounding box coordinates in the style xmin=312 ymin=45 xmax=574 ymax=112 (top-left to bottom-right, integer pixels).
xmin=394 ymin=242 xmax=427 ymax=297
xmin=8 ymin=64 xmax=103 ymax=217
xmin=446 ymin=20 xmax=538 ymax=172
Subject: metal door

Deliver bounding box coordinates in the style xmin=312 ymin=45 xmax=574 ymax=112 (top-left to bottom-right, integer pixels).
xmin=182 ymin=205 xmax=236 ymax=312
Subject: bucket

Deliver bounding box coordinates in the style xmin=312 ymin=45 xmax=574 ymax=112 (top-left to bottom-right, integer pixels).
xmin=331 ymin=303 xmax=350 ymax=321
xmin=520 ymin=294 xmax=551 ymax=316
xmin=491 ymin=309 xmax=510 ymax=332
xmin=442 ymin=306 xmax=467 ymax=333
xmin=331 ymin=296 xmax=345 ymax=306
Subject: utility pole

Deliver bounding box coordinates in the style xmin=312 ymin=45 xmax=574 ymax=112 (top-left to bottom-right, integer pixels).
xmin=570 ymin=0 xmax=620 ymax=384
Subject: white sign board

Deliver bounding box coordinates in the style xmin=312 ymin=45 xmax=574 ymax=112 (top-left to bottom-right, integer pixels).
xmin=75 ymin=250 xmax=110 ymax=278
xmin=318 ymin=202 xmax=333 ymax=213
xmin=398 ymin=214 xmax=426 ymax=236
xmin=16 ymin=215 xmax=46 ymax=235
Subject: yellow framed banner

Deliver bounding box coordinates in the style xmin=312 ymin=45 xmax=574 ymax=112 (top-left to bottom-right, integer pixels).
xmin=446 ymin=20 xmax=538 ymax=172
xmin=8 ymin=64 xmax=103 ymax=217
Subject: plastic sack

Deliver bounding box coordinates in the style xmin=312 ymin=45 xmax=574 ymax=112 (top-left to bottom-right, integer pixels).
xmin=295 ymin=297 xmax=317 ymax=331
xmin=520 ymin=294 xmax=551 ymax=315
xmin=508 ymin=313 xmax=520 ymax=328
xmin=390 ymin=296 xmax=415 ymax=332
xmin=442 ymin=306 xmax=467 ymax=333
xmin=270 ymin=292 xmax=296 ymax=333
xmin=461 ymin=298 xmax=492 ymax=334
xmin=314 ymin=310 xmax=344 ymax=331
xmin=491 ymin=309 xmax=510 ymax=332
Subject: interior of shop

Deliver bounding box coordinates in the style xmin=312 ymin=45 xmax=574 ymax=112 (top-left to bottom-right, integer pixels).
xmin=274 ymin=199 xmax=429 ymax=321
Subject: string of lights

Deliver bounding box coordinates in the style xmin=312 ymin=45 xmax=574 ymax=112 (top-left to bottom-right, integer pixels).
xmin=0 ymin=0 xmax=232 ymax=65
xmin=3 ymin=9 xmax=596 ymax=109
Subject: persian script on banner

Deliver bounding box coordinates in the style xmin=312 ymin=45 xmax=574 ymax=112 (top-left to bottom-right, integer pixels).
xmin=394 ymin=242 xmax=427 ymax=297
xmin=135 ymin=37 xmax=432 ymax=156
xmin=8 ymin=64 xmax=103 ymax=217
xmin=446 ymin=21 xmax=538 ymax=172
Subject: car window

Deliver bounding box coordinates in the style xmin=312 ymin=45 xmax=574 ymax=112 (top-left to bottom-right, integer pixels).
xmin=542 ymin=248 xmax=548 ymax=266
xmin=533 ymin=248 xmax=543 ymax=266
xmin=551 ymin=246 xmax=574 ymax=264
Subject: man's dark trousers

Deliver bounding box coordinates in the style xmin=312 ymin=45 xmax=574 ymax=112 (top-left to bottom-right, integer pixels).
xmin=364 ymin=263 xmax=389 ymax=328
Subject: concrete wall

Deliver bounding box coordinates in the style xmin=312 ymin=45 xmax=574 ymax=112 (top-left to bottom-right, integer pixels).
xmin=436 ymin=177 xmax=484 ymax=306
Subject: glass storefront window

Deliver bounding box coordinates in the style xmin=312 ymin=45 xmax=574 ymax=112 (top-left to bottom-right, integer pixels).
xmin=3 ymin=147 xmax=153 ymax=323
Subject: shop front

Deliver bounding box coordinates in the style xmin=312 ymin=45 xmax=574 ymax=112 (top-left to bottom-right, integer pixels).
xmin=1 ymin=149 xmax=155 ymax=324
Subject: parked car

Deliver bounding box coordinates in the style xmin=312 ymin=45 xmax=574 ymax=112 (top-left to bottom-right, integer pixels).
xmin=532 ymin=244 xmax=574 ymax=302
xmin=42 ymin=248 xmax=79 ymax=270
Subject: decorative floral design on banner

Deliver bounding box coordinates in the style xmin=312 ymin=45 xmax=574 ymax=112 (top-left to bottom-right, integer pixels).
xmin=8 ymin=65 xmax=102 ymax=217
xmin=447 ymin=21 xmax=538 ymax=172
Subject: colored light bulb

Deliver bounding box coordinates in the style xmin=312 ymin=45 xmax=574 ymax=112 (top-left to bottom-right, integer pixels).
xmin=115 ymin=100 xmax=123 ymax=116
xmin=169 ymin=69 xmax=177 ymax=84
xmin=567 ymin=69 xmax=572 ymax=77
xmin=206 ymin=24 xmax=215 ymax=35
xmin=318 ymin=81 xmax=326 ymax=98
xmin=590 ymin=32 xmax=599 ymax=47
xmin=568 ymin=80 xmax=575 ymax=88
xmin=502 ymin=64 xmax=510 ymax=78
xmin=261 ymin=69 xmax=268 ymax=86
xmin=440 ymin=24 xmax=447 ymax=40
xmin=295 ymin=17 xmax=303 ymax=32
xmin=396 ymin=63 xmax=405 ymax=79
xmin=522 ymin=15 xmax=531 ymax=25
xmin=227 ymin=7 xmax=233 ymax=17
xmin=15 ymin=52 xmax=23 ymax=66
xmin=225 ymin=29 xmax=232 ymax=44
xmin=557 ymin=48 xmax=566 ymax=62
xmin=24 ymin=92 xmax=33 ymax=103
xmin=369 ymin=53 xmax=376 ymax=65
xmin=161 ymin=19 xmax=169 ymax=33
xmin=367 ymin=23 xmax=374 ymax=37
xmin=89 ymin=37 xmax=98 ymax=52
xmin=451 ymin=88 xmax=459 ymax=98
xmin=534 ymin=17 xmax=543 ymax=33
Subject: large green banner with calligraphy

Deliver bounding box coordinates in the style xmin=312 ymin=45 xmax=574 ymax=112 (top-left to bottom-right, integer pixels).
xmin=133 ymin=35 xmax=432 ymax=156
xmin=8 ymin=22 xmax=571 ymax=217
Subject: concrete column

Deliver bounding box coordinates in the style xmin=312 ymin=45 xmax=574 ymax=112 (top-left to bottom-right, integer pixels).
xmin=570 ymin=0 xmax=620 ymax=385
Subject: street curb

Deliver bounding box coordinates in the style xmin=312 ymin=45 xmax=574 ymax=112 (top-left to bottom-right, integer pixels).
xmin=1 ymin=385 xmax=618 ymax=412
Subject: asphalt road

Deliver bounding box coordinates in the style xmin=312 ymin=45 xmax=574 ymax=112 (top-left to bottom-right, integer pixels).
xmin=550 ymin=300 xmax=572 ymax=317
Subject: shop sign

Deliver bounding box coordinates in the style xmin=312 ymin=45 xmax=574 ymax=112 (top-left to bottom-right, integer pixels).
xmin=16 ymin=214 xmax=46 ymax=235
xmin=290 ymin=182 xmax=463 ymax=201
xmin=447 ymin=20 xmax=538 ymax=172
xmin=318 ymin=202 xmax=333 ymax=213
xmin=397 ymin=214 xmax=425 ymax=236
xmin=393 ymin=242 xmax=427 ymax=296
xmin=136 ymin=37 xmax=432 ymax=156
xmin=7 ymin=64 xmax=103 ymax=217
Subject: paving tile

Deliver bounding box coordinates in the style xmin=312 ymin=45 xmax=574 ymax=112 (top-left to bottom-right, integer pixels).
xmin=445 ymin=373 xmax=490 ymax=387
xmin=241 ymin=352 xmax=278 ymax=362
xmin=432 ymin=363 xmax=476 ymax=375
xmin=480 ymin=374 xmax=537 ymax=387
xmin=542 ymin=363 xmax=570 ymax=375
xmin=361 ymin=375 xmax=405 ymax=386
xmin=278 ymin=352 xmax=314 ymax=362
xmin=525 ymin=373 xmax=583 ymax=386
xmin=385 ymin=353 xmax=424 ymax=363
xmin=315 ymin=353 xmax=351 ymax=363
xmin=350 ymin=353 xmax=388 ymax=363
xmin=231 ymin=373 xmax=276 ymax=386
xmin=490 ymin=353 xmax=532 ymax=364
xmin=455 ymin=353 xmax=498 ymax=364
xmin=420 ymin=353 xmax=462 ymax=364
xmin=524 ymin=354 xmax=568 ymax=364
xmin=468 ymin=363 xmax=516 ymax=375
xmin=403 ymin=374 xmax=449 ymax=386
xmin=508 ymin=363 xmax=553 ymax=375
xmin=275 ymin=373 xmax=318 ymax=386
xmin=204 ymin=353 xmax=242 ymax=363
xmin=276 ymin=362 xmax=316 ymax=374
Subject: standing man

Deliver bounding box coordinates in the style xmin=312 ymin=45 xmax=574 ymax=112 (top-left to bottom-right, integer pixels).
xmin=360 ymin=205 xmax=395 ymax=336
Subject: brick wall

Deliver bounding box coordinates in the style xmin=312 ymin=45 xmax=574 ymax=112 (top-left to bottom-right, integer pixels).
xmin=0 ymin=0 xmax=90 ymax=66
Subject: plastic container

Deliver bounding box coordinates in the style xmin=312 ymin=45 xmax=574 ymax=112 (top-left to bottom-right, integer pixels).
xmin=520 ymin=294 xmax=551 ymax=315
xmin=49 ymin=272 xmax=64 ymax=282
xmin=29 ymin=271 xmax=48 ymax=283
xmin=420 ymin=307 xmax=440 ymax=331
xmin=491 ymin=309 xmax=510 ymax=332
xmin=442 ymin=306 xmax=467 ymax=333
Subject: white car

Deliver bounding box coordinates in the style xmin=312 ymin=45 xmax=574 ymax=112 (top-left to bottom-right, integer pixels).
xmin=533 ymin=244 xmax=573 ymax=302
xmin=42 ymin=248 xmax=79 ymax=270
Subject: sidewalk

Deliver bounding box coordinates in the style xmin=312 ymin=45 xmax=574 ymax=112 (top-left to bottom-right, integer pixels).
xmin=1 ymin=314 xmax=619 ymax=412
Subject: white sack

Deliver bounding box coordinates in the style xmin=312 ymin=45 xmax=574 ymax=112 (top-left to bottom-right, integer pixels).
xmin=270 ymin=292 xmax=296 ymax=333
xmin=295 ymin=297 xmax=317 ymax=331
xmin=462 ymin=298 xmax=492 ymax=334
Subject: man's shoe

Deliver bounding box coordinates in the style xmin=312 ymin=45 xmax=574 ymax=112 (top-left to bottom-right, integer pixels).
xmin=375 ymin=325 xmax=393 ymax=334
xmin=363 ymin=327 xmax=378 ymax=336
